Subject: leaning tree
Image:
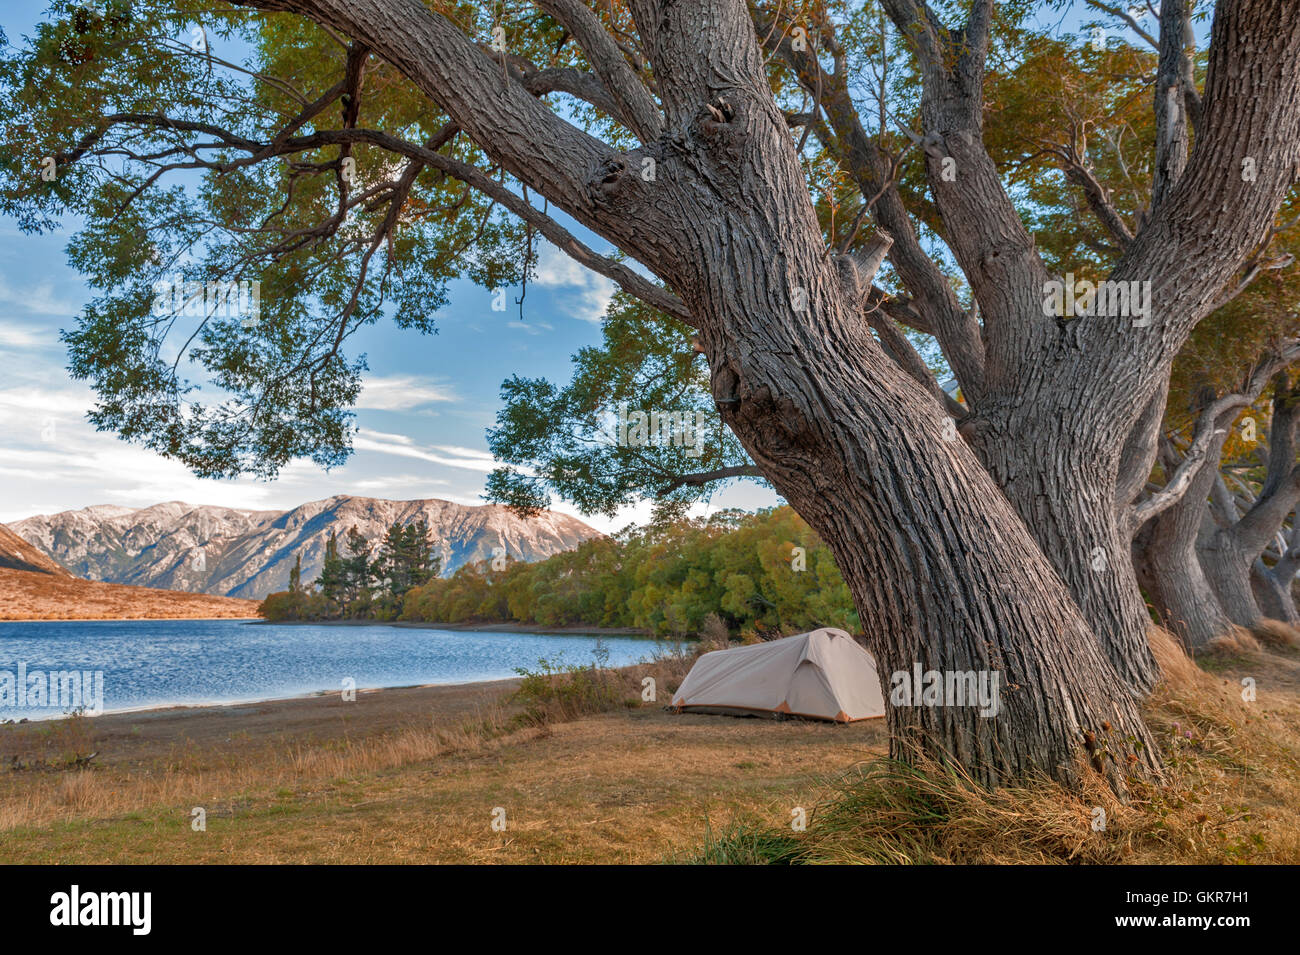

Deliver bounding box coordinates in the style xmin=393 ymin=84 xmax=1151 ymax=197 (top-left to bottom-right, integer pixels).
xmin=4 ymin=0 xmax=1300 ymax=793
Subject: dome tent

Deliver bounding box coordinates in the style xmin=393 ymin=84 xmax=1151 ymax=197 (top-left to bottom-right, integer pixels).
xmin=670 ymin=628 xmax=885 ymax=723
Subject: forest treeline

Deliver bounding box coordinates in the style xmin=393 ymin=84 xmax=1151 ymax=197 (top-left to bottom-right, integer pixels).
xmin=258 ymin=507 xmax=857 ymax=637
xmin=260 ymin=520 xmax=441 ymax=622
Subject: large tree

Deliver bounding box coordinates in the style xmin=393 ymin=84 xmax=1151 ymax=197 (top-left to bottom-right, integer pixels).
xmin=5 ymin=0 xmax=1300 ymax=792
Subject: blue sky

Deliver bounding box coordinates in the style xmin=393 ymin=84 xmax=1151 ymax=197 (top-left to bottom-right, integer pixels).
xmin=0 ymin=1 xmax=1185 ymax=529
xmin=0 ymin=1 xmax=788 ymax=530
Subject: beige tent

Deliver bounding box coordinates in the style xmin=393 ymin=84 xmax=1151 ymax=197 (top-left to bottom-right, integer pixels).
xmin=670 ymin=628 xmax=885 ymax=723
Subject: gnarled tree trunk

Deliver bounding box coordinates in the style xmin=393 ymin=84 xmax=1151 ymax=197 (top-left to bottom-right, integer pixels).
xmin=1254 ymin=535 xmax=1300 ymax=623
xmin=1201 ymin=374 xmax=1300 ymax=628
xmin=1133 ymin=429 xmax=1237 ymax=648
xmin=970 ymin=409 xmax=1160 ymax=688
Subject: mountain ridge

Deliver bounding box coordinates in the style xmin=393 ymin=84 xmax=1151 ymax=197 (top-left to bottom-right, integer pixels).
xmin=8 ymin=495 xmax=602 ymax=600
xmin=0 ymin=523 xmax=75 ymax=577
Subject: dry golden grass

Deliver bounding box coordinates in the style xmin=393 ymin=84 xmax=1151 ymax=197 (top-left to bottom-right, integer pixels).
xmin=0 ymin=567 xmax=259 ymax=620
xmin=0 ymin=702 xmax=885 ymax=863
xmin=511 ymin=646 xmax=696 ymax=726
xmin=0 ymin=701 xmax=527 ymax=833
xmin=1203 ymin=625 xmax=1262 ymax=656
xmin=1 ymin=629 xmax=1298 ymax=864
xmin=1251 ymin=618 xmax=1300 ymax=652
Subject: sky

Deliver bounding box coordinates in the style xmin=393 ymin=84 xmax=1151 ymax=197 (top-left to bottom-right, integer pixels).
xmin=0 ymin=1 xmax=1185 ymax=530
xmin=0 ymin=0 xmax=781 ymax=530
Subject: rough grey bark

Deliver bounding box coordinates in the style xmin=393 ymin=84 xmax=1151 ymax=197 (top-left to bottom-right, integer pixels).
xmin=1201 ymin=374 xmax=1300 ymax=627
xmin=1151 ymin=0 xmax=1194 ymax=211
xmin=1253 ymin=520 xmax=1300 ymax=623
xmin=1117 ymin=380 xmax=1170 ymax=515
xmin=1134 ymin=428 xmax=1236 ymax=648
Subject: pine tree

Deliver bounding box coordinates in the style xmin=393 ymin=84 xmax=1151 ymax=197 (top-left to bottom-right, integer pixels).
xmin=317 ymin=532 xmax=345 ymax=611
xmin=342 ymin=525 xmax=374 ymax=612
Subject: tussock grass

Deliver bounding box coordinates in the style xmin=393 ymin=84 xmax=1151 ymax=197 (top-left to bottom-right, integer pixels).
xmin=684 ymin=820 xmax=806 ymax=865
xmin=699 ymin=613 xmax=732 ymax=653
xmin=1203 ymin=626 xmax=1262 ymax=659
xmin=1251 ymin=618 xmax=1300 ymax=653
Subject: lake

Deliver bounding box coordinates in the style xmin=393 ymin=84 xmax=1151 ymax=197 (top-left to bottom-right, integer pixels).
xmin=0 ymin=619 xmax=665 ymax=721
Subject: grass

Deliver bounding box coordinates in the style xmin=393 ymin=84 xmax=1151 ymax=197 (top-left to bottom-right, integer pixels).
xmin=0 ymin=709 xmax=879 ymax=863
xmin=1 ymin=627 xmax=1298 ymax=864
xmin=679 ymin=626 xmax=1300 ymax=864
xmin=510 ymin=639 xmax=695 ymax=727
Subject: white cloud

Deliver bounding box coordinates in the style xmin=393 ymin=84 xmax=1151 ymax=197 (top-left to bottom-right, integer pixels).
xmin=0 ymin=276 xmax=86 ymax=318
xmin=533 ymin=243 xmax=615 ymax=324
xmin=357 ymin=374 xmax=458 ymax=410
xmin=0 ymin=385 xmax=96 ymax=422
xmin=506 ymin=320 xmax=554 ymax=336
xmin=352 ymin=431 xmax=500 ymax=472
xmin=432 ymin=444 xmax=498 ymax=463
xmin=349 ymin=474 xmax=450 ymax=491
xmin=0 ymin=323 xmax=55 ymax=349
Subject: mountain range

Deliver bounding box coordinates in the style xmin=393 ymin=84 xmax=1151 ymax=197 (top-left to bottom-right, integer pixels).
xmin=7 ymin=496 xmax=602 ymax=600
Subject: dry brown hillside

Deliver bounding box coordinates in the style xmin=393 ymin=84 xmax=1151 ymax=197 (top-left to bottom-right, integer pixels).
xmin=0 ymin=522 xmax=258 ymax=620
xmin=0 ymin=566 xmax=258 ymax=621
xmin=0 ymin=523 xmax=72 ymax=576
xmin=0 ymin=566 xmax=260 ymax=620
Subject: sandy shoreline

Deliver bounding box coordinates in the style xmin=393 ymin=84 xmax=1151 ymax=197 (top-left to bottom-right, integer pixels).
xmin=5 ymin=676 xmax=516 ymax=724
xmin=2 ymin=614 xmax=651 ymax=636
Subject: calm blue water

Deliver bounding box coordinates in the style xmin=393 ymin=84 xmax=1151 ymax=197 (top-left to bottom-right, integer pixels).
xmin=0 ymin=619 xmax=663 ymax=721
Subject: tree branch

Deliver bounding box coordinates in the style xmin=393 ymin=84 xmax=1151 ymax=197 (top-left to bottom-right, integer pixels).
xmin=880 ymin=0 xmax=1053 ymax=382
xmin=535 ymin=0 xmax=663 ymax=141
xmin=233 ymin=0 xmax=670 ymax=279
xmin=655 ymin=465 xmax=764 ymax=497
xmin=1151 ymin=0 xmax=1195 ymax=213
xmin=756 ymin=4 xmax=986 ymax=402
xmin=287 ymin=128 xmax=695 ymax=326
xmin=1085 ymin=0 xmax=1159 ymax=50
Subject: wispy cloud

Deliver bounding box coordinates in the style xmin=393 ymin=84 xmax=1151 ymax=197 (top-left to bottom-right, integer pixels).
xmin=0 ymin=276 xmax=86 ymax=318
xmin=352 ymin=430 xmax=500 ymax=472
xmin=533 ymin=242 xmax=615 ymax=324
xmin=357 ymin=374 xmax=459 ymax=410
xmin=349 ymin=474 xmax=450 ymax=491
xmin=506 ymin=320 xmax=555 ymax=336
xmin=0 ymin=323 xmax=57 ymax=349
